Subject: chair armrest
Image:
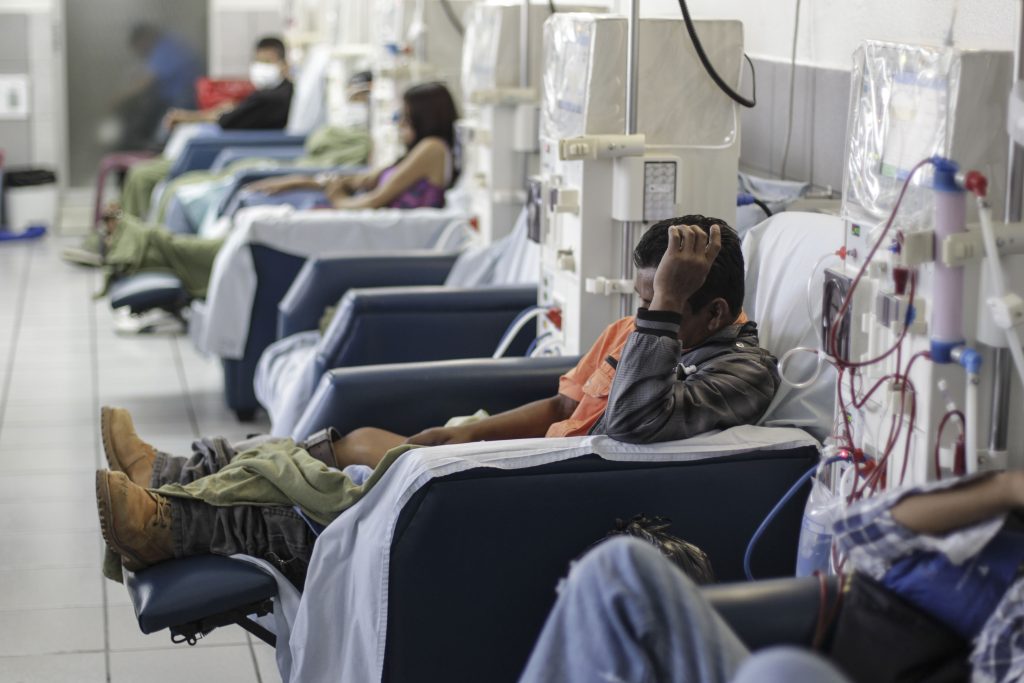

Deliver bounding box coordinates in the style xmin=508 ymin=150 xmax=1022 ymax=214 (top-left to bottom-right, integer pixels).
xmin=704 ymin=576 xmax=839 ymax=650
xmin=317 ymin=285 xmax=538 ymax=371
xmin=293 ymin=355 xmax=578 ymax=437
xmin=215 ymin=167 xmax=365 ymax=219
xmin=168 ymin=132 xmax=307 ymax=178
xmin=277 ymin=252 xmax=460 ymax=338
xmin=209 ymin=145 xmax=306 ymax=172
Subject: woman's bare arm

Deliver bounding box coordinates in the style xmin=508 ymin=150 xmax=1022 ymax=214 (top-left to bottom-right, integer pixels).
xmin=328 ymin=137 xmax=447 ymax=209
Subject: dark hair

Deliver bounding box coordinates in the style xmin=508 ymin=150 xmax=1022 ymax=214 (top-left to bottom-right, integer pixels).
xmin=255 ymin=36 xmax=287 ymax=62
xmin=601 ymin=514 xmax=716 ymax=584
xmin=402 ymin=82 xmax=460 ymax=186
xmin=633 ymin=215 xmax=744 ymax=317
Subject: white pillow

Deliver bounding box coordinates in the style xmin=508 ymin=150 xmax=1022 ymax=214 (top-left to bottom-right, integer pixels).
xmin=742 ymin=212 xmax=845 ymax=441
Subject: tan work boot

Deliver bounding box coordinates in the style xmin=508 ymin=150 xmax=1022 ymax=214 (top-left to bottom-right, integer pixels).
xmin=101 ymin=407 xmax=157 ymax=487
xmin=95 ymin=470 xmax=174 ymax=571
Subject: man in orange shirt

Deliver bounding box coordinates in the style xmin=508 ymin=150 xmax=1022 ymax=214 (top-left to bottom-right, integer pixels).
xmin=96 ymin=215 xmax=779 ymax=582
xmin=327 ymin=213 xmax=773 ymax=461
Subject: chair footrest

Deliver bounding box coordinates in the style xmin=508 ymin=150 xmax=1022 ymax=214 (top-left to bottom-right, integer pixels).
xmin=109 ymin=273 xmax=188 ymax=313
xmin=124 ymin=555 xmax=278 ymax=636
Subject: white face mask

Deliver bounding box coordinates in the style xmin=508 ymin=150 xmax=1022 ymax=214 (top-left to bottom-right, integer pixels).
xmin=341 ymin=102 xmax=370 ymax=129
xmin=249 ymin=61 xmax=284 ymax=90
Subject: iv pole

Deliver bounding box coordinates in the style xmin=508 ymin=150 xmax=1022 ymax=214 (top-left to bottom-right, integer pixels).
xmin=989 ymin=0 xmax=1024 ymax=458
xmin=620 ymin=0 xmax=642 ymax=317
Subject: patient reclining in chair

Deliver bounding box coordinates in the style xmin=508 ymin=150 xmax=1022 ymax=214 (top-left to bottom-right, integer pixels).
xmin=94 ymin=216 xmax=781 ymax=587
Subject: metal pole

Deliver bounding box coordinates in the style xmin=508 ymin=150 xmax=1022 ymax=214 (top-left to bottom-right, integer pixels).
xmin=520 ymin=0 xmax=531 ymax=89
xmin=620 ymin=0 xmax=641 ymax=317
xmin=624 ymin=0 xmax=641 ymax=136
xmin=989 ymin=0 xmax=1024 ymax=454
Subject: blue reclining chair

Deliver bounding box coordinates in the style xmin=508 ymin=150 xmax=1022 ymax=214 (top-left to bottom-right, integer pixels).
xmin=164 ymin=130 xmax=308 ymax=180
xmin=256 ymin=213 xmax=542 ymax=435
xmin=205 ymin=208 xmax=471 ymax=420
xmin=257 ymin=250 xmax=538 ymax=434
xmin=123 ymin=355 xmax=819 ymax=683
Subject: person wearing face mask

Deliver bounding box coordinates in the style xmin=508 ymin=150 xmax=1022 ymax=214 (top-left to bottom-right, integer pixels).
xmin=162 ymin=36 xmax=293 ymax=131
xmin=90 ymin=82 xmax=459 ymax=304
xmin=105 ymin=37 xmax=293 ymax=224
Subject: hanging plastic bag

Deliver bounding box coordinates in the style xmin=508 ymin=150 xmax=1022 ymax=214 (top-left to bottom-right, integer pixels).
xmin=796 ymin=469 xmax=845 ymax=577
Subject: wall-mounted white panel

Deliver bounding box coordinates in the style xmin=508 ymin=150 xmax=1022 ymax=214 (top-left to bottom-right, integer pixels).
xmin=0 ymin=74 xmax=29 ymax=119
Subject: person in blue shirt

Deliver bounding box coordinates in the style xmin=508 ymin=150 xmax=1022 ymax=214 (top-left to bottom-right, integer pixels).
xmin=112 ymin=24 xmax=203 ymax=149
xmin=130 ymin=24 xmax=203 ymax=111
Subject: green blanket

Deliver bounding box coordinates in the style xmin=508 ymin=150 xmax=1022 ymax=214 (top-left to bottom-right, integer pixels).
xmin=157 ymin=441 xmax=416 ymax=526
xmin=101 ymin=214 xmax=224 ymax=298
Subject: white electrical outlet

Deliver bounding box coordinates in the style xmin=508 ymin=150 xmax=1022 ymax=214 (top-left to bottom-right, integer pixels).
xmin=0 ymin=75 xmax=30 ymax=120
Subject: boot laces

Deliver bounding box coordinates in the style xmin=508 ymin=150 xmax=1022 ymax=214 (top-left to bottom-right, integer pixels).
xmin=149 ymin=495 xmax=172 ymax=530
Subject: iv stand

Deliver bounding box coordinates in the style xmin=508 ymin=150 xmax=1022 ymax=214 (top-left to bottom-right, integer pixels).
xmin=989 ymin=0 xmax=1024 ymax=457
xmin=619 ymin=0 xmax=642 ymax=317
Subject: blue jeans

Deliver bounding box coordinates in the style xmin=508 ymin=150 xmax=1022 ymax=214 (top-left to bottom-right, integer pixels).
xmin=518 ymin=537 xmax=850 ymax=683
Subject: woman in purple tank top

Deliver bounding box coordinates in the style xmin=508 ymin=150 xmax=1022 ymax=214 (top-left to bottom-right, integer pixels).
xmin=252 ymin=82 xmax=459 ymax=210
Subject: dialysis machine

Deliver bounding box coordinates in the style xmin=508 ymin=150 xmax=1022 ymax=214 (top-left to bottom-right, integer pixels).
xmin=530 ymin=13 xmax=744 ymax=354
xmin=821 ymin=40 xmax=1024 ymax=488
xmin=369 ymin=0 xmax=475 ymax=166
xmin=460 ymin=1 xmax=603 ymax=243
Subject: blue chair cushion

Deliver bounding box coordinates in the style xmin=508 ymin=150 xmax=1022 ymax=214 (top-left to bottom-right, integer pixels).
xmin=108 ymin=273 xmax=188 ymax=313
xmin=125 ymin=555 xmax=277 ymax=634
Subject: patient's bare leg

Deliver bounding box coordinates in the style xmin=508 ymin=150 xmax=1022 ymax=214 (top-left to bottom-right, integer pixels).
xmin=331 ymin=427 xmax=407 ymax=469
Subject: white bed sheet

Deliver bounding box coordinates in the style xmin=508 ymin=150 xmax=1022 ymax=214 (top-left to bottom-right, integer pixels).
xmin=191 ymin=204 xmax=470 ymax=359
xmin=268 ymin=426 xmax=819 ymax=682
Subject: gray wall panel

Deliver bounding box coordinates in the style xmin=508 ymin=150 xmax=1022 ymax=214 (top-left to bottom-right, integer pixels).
xmin=739 ymin=58 xmax=850 ymax=191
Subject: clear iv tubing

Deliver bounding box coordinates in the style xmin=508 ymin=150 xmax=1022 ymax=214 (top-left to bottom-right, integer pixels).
xmin=777 ymin=252 xmax=840 ymax=389
xmin=977 ymin=199 xmax=1024 ymax=396
xmin=531 ymin=336 xmax=565 ymax=358
xmin=493 ymin=307 xmax=548 ymax=359
xmin=965 ymin=372 xmax=980 ymax=474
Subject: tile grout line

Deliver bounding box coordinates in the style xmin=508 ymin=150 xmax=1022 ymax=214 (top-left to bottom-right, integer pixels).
xmin=170 ymin=336 xmax=202 ymax=439
xmin=246 ymin=634 xmax=265 ymax=683
xmin=0 ymin=242 xmax=34 ymax=442
xmin=88 ymin=268 xmax=113 ymax=683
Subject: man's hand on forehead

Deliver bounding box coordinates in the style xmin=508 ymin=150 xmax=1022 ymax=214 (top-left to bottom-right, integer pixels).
xmin=649 ymin=223 xmax=722 ymax=315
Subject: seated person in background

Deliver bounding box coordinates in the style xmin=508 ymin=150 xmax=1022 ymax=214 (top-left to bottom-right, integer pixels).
xmin=113 ymin=24 xmax=204 ymax=150
xmin=93 ymin=217 xmax=780 ymax=587
xmin=246 ymin=81 xmax=458 ymax=210
xmin=120 ymin=35 xmax=294 ymax=220
xmin=517 ymin=470 xmax=1024 ymax=683
xmin=143 ymin=70 xmax=375 ymax=237
xmin=97 ymin=82 xmax=460 ymax=300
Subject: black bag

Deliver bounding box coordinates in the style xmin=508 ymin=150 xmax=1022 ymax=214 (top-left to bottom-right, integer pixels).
xmin=826 ymin=572 xmax=971 ymax=683
xmin=601 ymin=514 xmax=716 ymax=585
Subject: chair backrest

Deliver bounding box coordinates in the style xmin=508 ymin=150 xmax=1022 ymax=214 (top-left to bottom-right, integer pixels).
xmin=742 ymin=212 xmax=845 ymax=441
xmin=443 ymin=208 xmax=540 ymax=288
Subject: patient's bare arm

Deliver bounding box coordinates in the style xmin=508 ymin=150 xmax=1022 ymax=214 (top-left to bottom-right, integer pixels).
xmin=405 ymin=395 xmax=579 ymax=446
xmin=330 ymin=395 xmax=578 ymax=469
xmin=891 ymin=470 xmax=1024 ymax=535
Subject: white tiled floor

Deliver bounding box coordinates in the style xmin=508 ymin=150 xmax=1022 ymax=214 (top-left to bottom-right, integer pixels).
xmin=0 ymin=236 xmax=280 ymax=682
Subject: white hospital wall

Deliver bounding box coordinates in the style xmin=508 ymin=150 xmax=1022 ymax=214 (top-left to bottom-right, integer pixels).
xmin=0 ymin=0 xmax=67 ymax=184
xmin=210 ymin=0 xmax=287 ymax=78
xmin=615 ymin=0 xmax=1017 ymax=70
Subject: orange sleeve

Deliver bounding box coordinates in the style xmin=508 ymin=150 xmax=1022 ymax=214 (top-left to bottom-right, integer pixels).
xmin=556 ymin=317 xmax=633 ymax=402
xmin=557 ymin=338 xmax=605 ymax=402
